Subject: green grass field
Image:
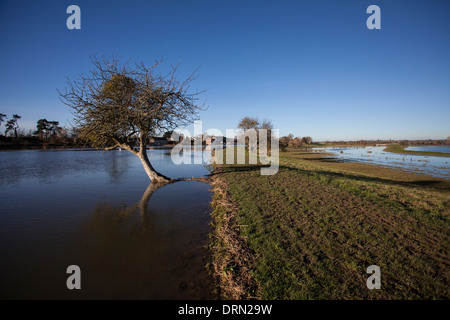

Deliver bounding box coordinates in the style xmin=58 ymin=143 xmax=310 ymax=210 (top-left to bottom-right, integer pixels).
xmin=209 ymin=147 xmax=450 ymax=299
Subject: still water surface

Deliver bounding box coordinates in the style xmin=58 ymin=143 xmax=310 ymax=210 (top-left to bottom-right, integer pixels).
xmin=313 ymin=146 xmax=450 ymax=179
xmin=405 ymin=146 xmax=450 ymax=153
xmin=0 ymin=147 xmax=216 ymax=299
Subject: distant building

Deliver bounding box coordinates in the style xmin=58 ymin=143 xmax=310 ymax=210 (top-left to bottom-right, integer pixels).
xmin=149 ymin=137 xmax=169 ymax=145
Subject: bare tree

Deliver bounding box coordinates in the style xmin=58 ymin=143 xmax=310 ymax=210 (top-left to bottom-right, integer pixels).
xmin=58 ymin=56 xmax=205 ymax=182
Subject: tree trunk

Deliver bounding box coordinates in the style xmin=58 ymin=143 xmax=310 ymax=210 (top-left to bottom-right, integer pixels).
xmin=139 ymin=135 xmax=172 ymax=183
xmin=138 ymin=149 xmax=172 ymax=183
xmin=112 ymin=135 xmax=172 ymax=183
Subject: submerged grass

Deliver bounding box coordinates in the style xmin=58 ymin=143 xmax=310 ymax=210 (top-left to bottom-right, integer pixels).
xmin=209 ymin=147 xmax=450 ymax=299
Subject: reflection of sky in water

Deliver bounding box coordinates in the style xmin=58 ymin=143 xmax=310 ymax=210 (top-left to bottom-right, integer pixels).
xmin=150 ymin=146 xmax=212 ymax=179
xmin=313 ymin=146 xmax=450 ymax=179
xmin=0 ymin=147 xmax=212 ymax=186
xmin=405 ymin=146 xmax=450 ymax=153
xmin=0 ymin=148 xmax=215 ymax=299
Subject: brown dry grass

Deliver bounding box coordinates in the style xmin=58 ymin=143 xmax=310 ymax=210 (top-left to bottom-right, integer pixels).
xmin=208 ymin=173 xmax=259 ymax=299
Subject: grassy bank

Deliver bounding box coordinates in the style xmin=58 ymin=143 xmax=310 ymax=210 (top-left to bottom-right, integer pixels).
xmin=384 ymin=144 xmax=450 ymax=157
xmin=209 ymin=147 xmax=449 ymax=299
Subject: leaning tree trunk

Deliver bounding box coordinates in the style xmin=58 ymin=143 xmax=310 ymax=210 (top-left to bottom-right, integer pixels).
xmin=138 ymin=135 xmax=172 ymax=183
xmin=110 ymin=134 xmax=172 ymax=183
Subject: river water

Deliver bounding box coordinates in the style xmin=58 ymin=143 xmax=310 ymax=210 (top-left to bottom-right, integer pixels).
xmin=0 ymin=147 xmax=216 ymax=299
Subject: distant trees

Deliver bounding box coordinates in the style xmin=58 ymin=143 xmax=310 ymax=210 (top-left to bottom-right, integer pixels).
xmin=291 ymin=137 xmax=302 ymax=148
xmin=35 ymin=119 xmax=49 ymax=139
xmin=238 ymin=116 xmax=259 ymax=150
xmin=400 ymin=140 xmax=409 ymax=146
xmin=302 ymin=136 xmax=313 ymax=145
xmin=0 ymin=113 xmax=5 ymax=136
xmin=4 ymin=114 xmax=21 ymax=138
xmin=1 ymin=111 xmax=152 ymax=148
xmin=34 ymin=119 xmax=62 ymax=142
xmin=237 ymin=116 xmax=275 ymax=151
xmin=238 ymin=116 xmax=260 ymax=131
xmin=0 ymin=113 xmax=81 ymax=147
xmin=47 ymin=120 xmax=61 ymax=137
xmin=279 ymin=136 xmax=291 ymax=150
xmin=235 ymin=120 xmax=313 ymax=152
xmin=279 ymin=133 xmax=313 ymax=151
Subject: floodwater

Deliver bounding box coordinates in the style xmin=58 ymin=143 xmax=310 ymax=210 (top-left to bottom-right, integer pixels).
xmin=313 ymin=146 xmax=450 ymax=179
xmin=0 ymin=147 xmax=217 ymax=299
xmin=405 ymin=146 xmax=450 ymax=153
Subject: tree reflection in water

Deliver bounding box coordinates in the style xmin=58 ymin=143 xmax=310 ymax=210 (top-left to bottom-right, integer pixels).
xmin=81 ymin=181 xmax=216 ymax=299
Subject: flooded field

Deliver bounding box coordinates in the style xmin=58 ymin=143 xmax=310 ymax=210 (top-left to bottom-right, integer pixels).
xmin=0 ymin=147 xmax=216 ymax=299
xmin=313 ymin=146 xmax=450 ymax=179
xmin=405 ymin=146 xmax=450 ymax=153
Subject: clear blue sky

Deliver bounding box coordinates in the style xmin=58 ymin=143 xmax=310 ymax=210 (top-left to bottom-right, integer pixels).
xmin=0 ymin=0 xmax=449 ymax=140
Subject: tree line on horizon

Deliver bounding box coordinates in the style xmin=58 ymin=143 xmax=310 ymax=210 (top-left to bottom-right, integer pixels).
xmin=3 ymin=112 xmax=447 ymax=149
xmin=0 ymin=113 xmax=79 ymax=146
xmin=279 ymin=134 xmax=313 ymax=150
